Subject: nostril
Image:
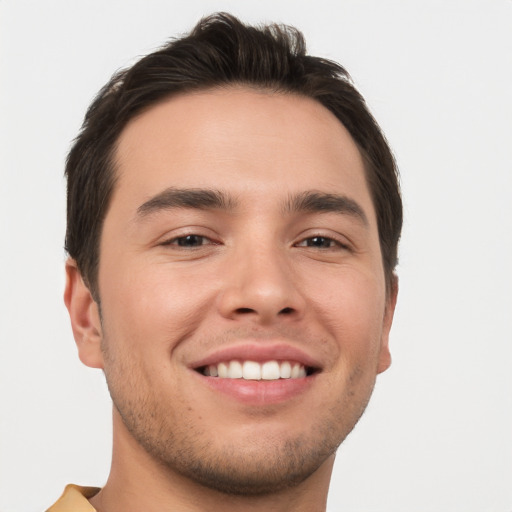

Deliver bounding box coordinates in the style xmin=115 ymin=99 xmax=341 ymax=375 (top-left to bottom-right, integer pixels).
xmin=279 ymin=307 xmax=294 ymax=315
xmin=235 ymin=307 xmax=255 ymax=314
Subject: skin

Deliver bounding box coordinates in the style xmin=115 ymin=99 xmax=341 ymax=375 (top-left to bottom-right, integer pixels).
xmin=65 ymin=87 xmax=397 ymax=512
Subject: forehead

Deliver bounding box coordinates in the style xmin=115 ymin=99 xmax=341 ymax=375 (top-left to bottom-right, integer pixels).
xmin=112 ymin=87 xmax=375 ymax=221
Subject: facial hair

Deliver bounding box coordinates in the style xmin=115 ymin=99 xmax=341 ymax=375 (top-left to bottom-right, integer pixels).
xmin=102 ymin=343 xmax=375 ymax=496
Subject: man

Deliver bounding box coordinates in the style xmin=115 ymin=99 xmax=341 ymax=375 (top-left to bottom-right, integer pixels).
xmin=49 ymin=12 xmax=402 ymax=512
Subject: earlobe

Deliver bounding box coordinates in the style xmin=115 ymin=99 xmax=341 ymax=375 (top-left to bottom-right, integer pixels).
xmin=377 ymin=274 xmax=399 ymax=374
xmin=64 ymin=258 xmax=104 ymax=369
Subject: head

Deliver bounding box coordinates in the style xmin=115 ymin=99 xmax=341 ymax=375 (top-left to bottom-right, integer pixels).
xmin=64 ymin=13 xmax=402 ymax=498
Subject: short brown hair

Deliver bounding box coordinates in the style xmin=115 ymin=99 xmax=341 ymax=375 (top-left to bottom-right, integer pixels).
xmin=65 ymin=12 xmax=402 ymax=298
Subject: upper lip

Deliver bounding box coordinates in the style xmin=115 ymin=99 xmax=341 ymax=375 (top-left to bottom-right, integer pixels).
xmin=189 ymin=342 xmax=323 ymax=371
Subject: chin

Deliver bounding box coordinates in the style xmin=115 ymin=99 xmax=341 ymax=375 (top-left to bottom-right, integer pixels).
xmin=156 ymin=433 xmax=337 ymax=496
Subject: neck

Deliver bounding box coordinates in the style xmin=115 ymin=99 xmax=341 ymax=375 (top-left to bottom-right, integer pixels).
xmin=90 ymin=410 xmax=334 ymax=512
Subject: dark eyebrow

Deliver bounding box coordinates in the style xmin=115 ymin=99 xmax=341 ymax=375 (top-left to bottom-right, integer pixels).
xmin=137 ymin=187 xmax=238 ymax=218
xmin=284 ymin=191 xmax=369 ymax=226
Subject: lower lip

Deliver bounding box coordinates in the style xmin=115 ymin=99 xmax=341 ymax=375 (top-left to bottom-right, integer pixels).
xmin=195 ymin=372 xmax=316 ymax=406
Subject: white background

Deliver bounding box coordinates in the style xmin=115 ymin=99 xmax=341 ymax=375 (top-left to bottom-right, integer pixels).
xmin=1 ymin=1 xmax=511 ymax=511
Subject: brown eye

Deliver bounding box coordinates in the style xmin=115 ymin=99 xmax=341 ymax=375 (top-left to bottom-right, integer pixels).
xmin=305 ymin=236 xmax=335 ymax=248
xmin=161 ymin=234 xmax=211 ymax=248
xmin=175 ymin=235 xmax=207 ymax=247
xmin=295 ymin=235 xmax=350 ymax=251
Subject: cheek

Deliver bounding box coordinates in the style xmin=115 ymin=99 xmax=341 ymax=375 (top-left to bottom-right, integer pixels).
xmin=306 ymin=267 xmax=387 ymax=359
xmin=99 ymin=262 xmax=217 ymax=360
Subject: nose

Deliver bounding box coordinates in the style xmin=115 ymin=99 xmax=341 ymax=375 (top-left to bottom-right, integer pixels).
xmin=216 ymin=245 xmax=306 ymax=325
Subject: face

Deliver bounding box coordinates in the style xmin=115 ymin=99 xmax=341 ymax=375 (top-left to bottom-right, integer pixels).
xmin=66 ymin=87 xmax=396 ymax=495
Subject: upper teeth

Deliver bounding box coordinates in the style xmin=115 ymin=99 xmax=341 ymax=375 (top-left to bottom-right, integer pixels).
xmin=203 ymin=360 xmax=307 ymax=380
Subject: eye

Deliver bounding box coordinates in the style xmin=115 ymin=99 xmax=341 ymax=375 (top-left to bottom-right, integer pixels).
xmin=296 ymin=236 xmax=345 ymax=249
xmin=303 ymin=236 xmax=335 ymax=248
xmin=163 ymin=234 xmax=213 ymax=248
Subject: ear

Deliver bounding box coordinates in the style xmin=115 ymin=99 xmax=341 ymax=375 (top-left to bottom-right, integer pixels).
xmin=377 ymin=274 xmax=398 ymax=374
xmin=64 ymin=258 xmax=104 ymax=369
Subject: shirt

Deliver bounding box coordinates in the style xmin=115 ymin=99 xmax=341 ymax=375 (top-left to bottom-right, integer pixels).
xmin=46 ymin=484 xmax=100 ymax=512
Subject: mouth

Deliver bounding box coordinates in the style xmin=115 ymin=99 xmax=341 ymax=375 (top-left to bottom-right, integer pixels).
xmin=196 ymin=360 xmax=318 ymax=380
xmin=190 ymin=343 xmax=322 ymax=404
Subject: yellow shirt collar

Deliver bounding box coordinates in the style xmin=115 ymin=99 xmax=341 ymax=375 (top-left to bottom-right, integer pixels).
xmin=46 ymin=484 xmax=100 ymax=512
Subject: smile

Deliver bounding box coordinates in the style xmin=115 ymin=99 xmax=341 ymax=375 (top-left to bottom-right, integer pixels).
xmin=200 ymin=360 xmax=311 ymax=380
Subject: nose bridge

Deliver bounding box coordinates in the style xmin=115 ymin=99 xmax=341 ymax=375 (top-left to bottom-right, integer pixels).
xmin=217 ymin=232 xmax=305 ymax=323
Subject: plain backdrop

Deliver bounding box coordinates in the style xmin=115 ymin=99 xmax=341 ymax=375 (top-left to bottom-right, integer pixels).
xmin=1 ymin=1 xmax=511 ymax=511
